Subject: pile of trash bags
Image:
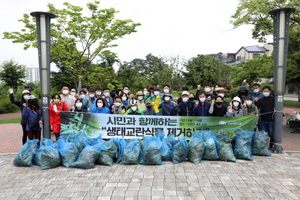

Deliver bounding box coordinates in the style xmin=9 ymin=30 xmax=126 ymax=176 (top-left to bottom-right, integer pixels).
xmin=13 ymin=129 xmax=271 ymax=170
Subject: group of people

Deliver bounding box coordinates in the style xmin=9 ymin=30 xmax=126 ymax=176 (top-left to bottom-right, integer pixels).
xmin=9 ymin=81 xmax=277 ymax=148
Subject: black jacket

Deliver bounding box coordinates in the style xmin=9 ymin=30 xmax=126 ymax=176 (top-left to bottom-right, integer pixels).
xmin=256 ymin=95 xmax=275 ymax=121
xmin=178 ymin=100 xmax=195 ymax=116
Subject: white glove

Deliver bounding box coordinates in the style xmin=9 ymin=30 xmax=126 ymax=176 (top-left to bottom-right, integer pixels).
xmin=8 ymin=88 xmax=13 ymax=94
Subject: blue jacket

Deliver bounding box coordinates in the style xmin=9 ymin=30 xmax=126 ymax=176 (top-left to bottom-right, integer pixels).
xmin=22 ymin=106 xmax=43 ymax=131
xmin=103 ymin=97 xmax=114 ymax=108
xmin=90 ymin=106 xmax=110 ymax=114
xmin=158 ymin=101 xmax=177 ymax=116
xmin=86 ymin=97 xmax=97 ymax=109
xmin=248 ymin=91 xmax=264 ymax=99
xmin=193 ymin=101 xmax=211 ymax=116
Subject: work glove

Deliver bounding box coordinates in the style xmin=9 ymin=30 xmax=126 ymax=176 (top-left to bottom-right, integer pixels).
xmin=8 ymin=88 xmax=13 ymax=94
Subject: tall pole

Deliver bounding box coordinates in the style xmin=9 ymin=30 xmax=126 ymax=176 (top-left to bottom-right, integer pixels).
xmin=30 ymin=12 xmax=56 ymax=139
xmin=269 ymin=8 xmax=295 ymax=153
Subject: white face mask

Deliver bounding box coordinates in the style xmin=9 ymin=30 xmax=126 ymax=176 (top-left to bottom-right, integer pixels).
xmin=23 ymin=95 xmax=30 ymax=100
xmin=122 ymin=97 xmax=127 ymax=101
xmin=123 ymin=90 xmax=129 ymax=94
xmin=89 ymin=94 xmax=95 ymax=98
xmin=263 ymin=92 xmax=270 ymax=97
xmin=96 ymin=91 xmax=101 ymax=96
xmin=143 ymin=91 xmax=148 ymax=95
xmin=154 ymin=91 xmax=160 ymax=96
xmin=253 ymin=89 xmax=259 ymax=93
xmin=138 ymin=96 xmax=144 ymax=100
xmin=62 ymin=90 xmax=69 ymax=95
xmin=76 ymin=103 xmax=82 ymax=108
xmin=114 ymin=102 xmax=121 ymax=107
xmin=182 ymin=97 xmax=189 ymax=102
xmin=164 ymin=89 xmax=169 ymax=93
xmin=164 ymin=97 xmax=170 ymax=101
xmin=199 ymin=98 xmax=206 ymax=102
xmin=97 ymin=103 xmax=103 ymax=108
xmin=104 ymin=92 xmax=110 ymax=97
xmin=246 ymin=100 xmax=252 ymax=106
xmin=218 ymin=93 xmax=225 ymax=97
xmin=71 ymin=92 xmax=76 ymax=96
xmin=131 ymin=106 xmax=137 ymax=111
xmin=204 ymin=88 xmax=211 ymax=93
xmin=233 ymin=102 xmax=239 ymax=107
xmin=80 ymin=95 xmax=86 ymax=99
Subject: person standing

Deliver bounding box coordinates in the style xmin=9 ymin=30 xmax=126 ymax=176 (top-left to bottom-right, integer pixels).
xmin=9 ymin=88 xmax=31 ymax=145
xmin=177 ymin=91 xmax=195 ymax=116
xmin=22 ymin=95 xmax=43 ymax=142
xmin=90 ymin=98 xmax=110 ymax=114
xmin=49 ymin=94 xmax=69 ymax=140
xmin=70 ymin=99 xmax=87 ymax=112
xmin=125 ymin=99 xmax=144 ymax=115
xmin=60 ymin=86 xmax=76 ymax=110
xmin=111 ymin=96 xmax=127 ymax=114
xmin=193 ymin=92 xmax=211 ymax=116
xmin=226 ymin=96 xmax=244 ymax=117
xmin=242 ymin=95 xmax=259 ymax=131
xmin=102 ymin=88 xmax=114 ymax=108
xmin=159 ymin=94 xmax=177 ymax=116
xmin=209 ymin=96 xmax=227 ymax=117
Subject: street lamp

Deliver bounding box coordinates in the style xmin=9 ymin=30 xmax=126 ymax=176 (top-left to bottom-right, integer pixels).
xmin=269 ymin=8 xmax=295 ymax=153
xmin=30 ymin=12 xmax=56 ymax=139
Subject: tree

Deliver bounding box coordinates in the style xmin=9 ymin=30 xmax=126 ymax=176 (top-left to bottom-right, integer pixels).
xmin=231 ymin=0 xmax=300 ymax=99
xmin=0 ymin=59 xmax=26 ymax=95
xmin=183 ymin=54 xmax=221 ymax=88
xmin=231 ymin=55 xmax=273 ymax=87
xmin=3 ymin=1 xmax=141 ymax=89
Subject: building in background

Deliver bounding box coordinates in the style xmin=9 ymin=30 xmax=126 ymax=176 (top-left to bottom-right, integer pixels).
xmin=24 ymin=67 xmax=39 ymax=83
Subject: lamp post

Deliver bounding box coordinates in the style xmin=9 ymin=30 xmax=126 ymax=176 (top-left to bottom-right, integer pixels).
xmin=30 ymin=12 xmax=56 ymax=139
xmin=269 ymin=8 xmax=295 ymax=153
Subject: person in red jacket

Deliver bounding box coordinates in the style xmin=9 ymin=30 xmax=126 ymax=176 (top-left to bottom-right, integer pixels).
xmin=49 ymin=93 xmax=69 ymax=140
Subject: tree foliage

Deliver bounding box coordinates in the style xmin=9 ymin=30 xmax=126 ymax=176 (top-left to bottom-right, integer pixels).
xmin=183 ymin=54 xmax=221 ymax=88
xmin=3 ymin=1 xmax=141 ymax=89
xmin=0 ymin=59 xmax=26 ymax=95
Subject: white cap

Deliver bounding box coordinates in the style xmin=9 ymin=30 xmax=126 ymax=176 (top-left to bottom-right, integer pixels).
xmin=181 ymin=91 xmax=190 ymax=96
xmin=22 ymin=90 xmax=31 ymax=95
xmin=232 ymin=96 xmax=241 ymax=103
xmin=29 ymin=95 xmax=38 ymax=100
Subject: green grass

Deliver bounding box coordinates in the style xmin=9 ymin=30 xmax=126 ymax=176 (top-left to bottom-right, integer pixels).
xmin=283 ymin=100 xmax=300 ymax=108
xmin=0 ymin=117 xmax=21 ymax=124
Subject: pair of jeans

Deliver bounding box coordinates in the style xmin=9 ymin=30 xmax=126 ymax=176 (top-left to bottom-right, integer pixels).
xmin=260 ymin=120 xmax=274 ymax=145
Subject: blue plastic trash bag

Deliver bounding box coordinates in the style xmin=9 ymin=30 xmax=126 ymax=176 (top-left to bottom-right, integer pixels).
xmin=69 ymin=145 xmax=100 ymax=169
xmin=201 ymin=131 xmax=219 ymax=160
xmin=188 ymin=133 xmax=205 ymax=164
xmin=68 ymin=131 xmax=89 ymax=152
xmin=56 ymin=137 xmax=79 ymax=168
xmin=95 ymin=139 xmax=117 ymax=166
xmin=40 ymin=146 xmax=61 ymax=170
xmin=157 ymin=131 xmax=172 ymax=161
xmin=120 ymin=139 xmax=141 ymax=165
xmin=114 ymin=137 xmax=127 ymax=164
xmin=234 ymin=130 xmax=254 ymax=160
xmin=172 ymin=137 xmax=189 ymax=164
xmin=216 ymin=130 xmax=236 ymax=143
xmin=13 ymin=139 xmax=39 ymax=167
xmin=218 ymin=142 xmax=236 ymax=162
xmin=252 ymin=131 xmax=270 ymax=156
xmin=140 ymin=136 xmax=163 ymax=165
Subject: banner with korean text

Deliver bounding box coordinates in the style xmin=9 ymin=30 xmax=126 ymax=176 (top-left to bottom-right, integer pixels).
xmin=60 ymin=112 xmax=257 ymax=140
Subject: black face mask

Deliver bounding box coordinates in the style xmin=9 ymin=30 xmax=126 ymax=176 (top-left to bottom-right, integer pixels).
xmin=189 ymin=97 xmax=194 ymax=101
xmin=146 ymin=105 xmax=152 ymax=110
xmin=30 ymin=101 xmax=37 ymax=105
xmin=240 ymin=92 xmax=246 ymax=96
xmin=216 ymin=102 xmax=223 ymax=106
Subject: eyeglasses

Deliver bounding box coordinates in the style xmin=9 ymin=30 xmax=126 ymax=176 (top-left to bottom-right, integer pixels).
xmin=53 ymin=98 xmax=60 ymax=99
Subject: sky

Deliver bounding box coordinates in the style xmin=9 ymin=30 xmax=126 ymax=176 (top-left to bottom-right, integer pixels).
xmin=0 ymin=0 xmax=273 ymax=71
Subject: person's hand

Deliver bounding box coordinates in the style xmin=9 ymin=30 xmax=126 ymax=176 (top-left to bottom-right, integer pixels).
xmin=39 ymin=120 xmax=43 ymax=124
xmin=254 ymin=97 xmax=259 ymax=102
xmin=229 ymin=102 xmax=233 ymax=109
xmin=207 ymin=96 xmax=211 ymax=101
xmin=254 ymin=125 xmax=257 ymax=129
xmin=197 ymin=85 xmax=201 ymax=90
xmin=111 ymin=105 xmax=115 ymax=111
xmin=212 ymin=99 xmax=215 ymax=105
xmin=50 ymin=125 xmax=53 ymax=131
xmin=23 ymin=103 xmax=26 ymax=107
xmin=195 ymin=101 xmax=199 ymax=106
xmin=79 ymin=76 xmax=83 ymax=81
xmin=8 ymin=88 xmax=13 ymax=94
xmin=243 ymin=79 xmax=247 ymax=84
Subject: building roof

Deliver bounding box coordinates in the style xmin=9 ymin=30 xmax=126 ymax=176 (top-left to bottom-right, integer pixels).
xmin=236 ymin=45 xmax=269 ymax=54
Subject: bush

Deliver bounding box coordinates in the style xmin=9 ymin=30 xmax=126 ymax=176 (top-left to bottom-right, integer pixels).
xmin=0 ymin=97 xmax=19 ymax=114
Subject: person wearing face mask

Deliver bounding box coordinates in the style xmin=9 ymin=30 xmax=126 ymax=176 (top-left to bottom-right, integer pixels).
xmin=125 ymin=99 xmax=144 ymax=115
xmin=159 ymin=84 xmax=174 ymax=101
xmin=121 ymin=93 xmax=129 ymax=109
xmin=196 ymin=83 xmax=215 ymax=102
xmin=123 ymin=86 xmax=130 ymax=96
xmin=135 ymin=91 xmax=146 ymax=111
xmin=78 ymin=90 xmax=89 ymax=109
xmin=248 ymin=83 xmax=264 ymax=103
xmin=177 ymin=86 xmax=189 ymax=105
xmin=193 ymin=92 xmax=211 ymax=116
xmin=102 ymin=88 xmax=114 ymax=108
xmin=177 ymin=91 xmax=195 ymax=116
xmin=48 ymin=93 xmax=69 ymax=140
xmin=70 ymin=99 xmax=87 ymax=112
xmin=256 ymin=86 xmax=276 ymax=149
xmin=214 ymin=87 xmax=229 ymax=107
xmin=149 ymin=87 xmax=162 ymax=114
xmin=60 ymin=85 xmax=76 ymax=110
xmin=90 ymin=98 xmax=110 ymax=114
xmin=237 ymin=85 xmax=249 ymax=104
xmin=143 ymin=100 xmax=159 ymax=115
xmin=9 ymin=88 xmax=31 ymax=144
xmin=111 ymin=96 xmax=127 ymax=114
xmin=158 ymin=94 xmax=177 ymax=116
xmin=86 ymin=88 xmax=97 ymax=112
xmin=22 ymin=95 xmax=43 ymax=143
xmin=95 ymin=87 xmax=102 ymax=99
xmin=209 ymin=96 xmax=227 ymax=117
xmin=70 ymin=88 xmax=78 ymax=98
xmin=242 ymin=95 xmax=259 ymax=131
xmin=226 ymin=96 xmax=244 ymax=117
